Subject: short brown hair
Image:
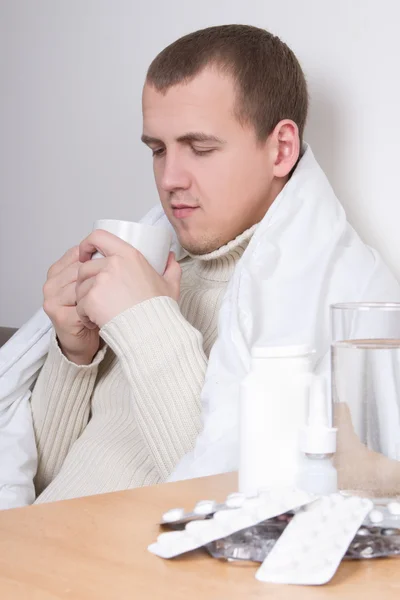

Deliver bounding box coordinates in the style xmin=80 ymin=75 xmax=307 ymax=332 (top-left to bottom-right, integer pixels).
xmin=146 ymin=24 xmax=308 ymax=143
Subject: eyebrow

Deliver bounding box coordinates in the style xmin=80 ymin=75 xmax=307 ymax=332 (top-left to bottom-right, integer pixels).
xmin=141 ymin=132 xmax=226 ymax=146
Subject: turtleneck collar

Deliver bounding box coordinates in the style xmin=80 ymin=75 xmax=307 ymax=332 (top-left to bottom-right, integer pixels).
xmin=184 ymin=224 xmax=257 ymax=282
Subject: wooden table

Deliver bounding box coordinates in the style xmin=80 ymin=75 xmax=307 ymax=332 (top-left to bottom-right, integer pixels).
xmin=0 ymin=472 xmax=399 ymax=599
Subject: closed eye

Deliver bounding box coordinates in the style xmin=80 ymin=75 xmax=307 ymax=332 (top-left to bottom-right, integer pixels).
xmin=152 ymin=146 xmax=215 ymax=158
xmin=191 ymin=147 xmax=216 ymax=156
xmin=152 ymin=147 xmax=165 ymax=157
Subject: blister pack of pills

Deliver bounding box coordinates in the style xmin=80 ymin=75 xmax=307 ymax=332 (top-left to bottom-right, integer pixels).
xmin=205 ymin=518 xmax=289 ymax=562
xmin=346 ymin=525 xmax=400 ymax=559
xmin=149 ymin=487 xmax=315 ymax=559
xmin=152 ymin=491 xmax=400 ymax=585
xmin=365 ymin=499 xmax=400 ymax=528
xmin=255 ymin=494 xmax=373 ymax=585
xmin=205 ymin=514 xmax=400 ymax=562
xmin=160 ymin=493 xmax=247 ymax=528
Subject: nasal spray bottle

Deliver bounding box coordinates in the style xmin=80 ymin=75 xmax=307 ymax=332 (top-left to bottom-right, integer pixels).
xmin=239 ymin=345 xmax=338 ymax=498
xmin=298 ymin=375 xmax=338 ymax=495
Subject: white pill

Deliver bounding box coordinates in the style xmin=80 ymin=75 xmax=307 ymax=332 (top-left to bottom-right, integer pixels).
xmin=193 ymin=500 xmax=217 ymax=515
xmin=388 ymin=501 xmax=400 ymax=516
xmin=369 ymin=509 xmax=384 ymax=524
xmin=225 ymin=492 xmax=246 ymax=508
xmin=162 ymin=507 xmax=185 ymax=522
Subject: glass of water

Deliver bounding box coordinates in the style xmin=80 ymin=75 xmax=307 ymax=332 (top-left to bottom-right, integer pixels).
xmin=331 ymin=302 xmax=400 ymax=497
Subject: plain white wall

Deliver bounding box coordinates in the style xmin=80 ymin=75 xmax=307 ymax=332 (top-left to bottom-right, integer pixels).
xmin=1 ymin=0 xmax=399 ymax=327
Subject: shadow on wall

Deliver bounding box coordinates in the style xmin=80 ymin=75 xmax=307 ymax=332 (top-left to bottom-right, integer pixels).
xmin=305 ymin=81 xmax=345 ymax=200
xmin=304 ymin=81 xmax=393 ymax=266
xmin=0 ymin=328 xmax=17 ymax=347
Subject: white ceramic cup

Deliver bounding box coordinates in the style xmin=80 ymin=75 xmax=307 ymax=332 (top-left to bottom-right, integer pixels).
xmin=92 ymin=219 xmax=172 ymax=274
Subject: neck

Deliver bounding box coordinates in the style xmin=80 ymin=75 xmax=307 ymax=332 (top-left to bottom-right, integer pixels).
xmin=253 ymin=175 xmax=289 ymax=224
xmin=185 ymin=224 xmax=257 ymax=282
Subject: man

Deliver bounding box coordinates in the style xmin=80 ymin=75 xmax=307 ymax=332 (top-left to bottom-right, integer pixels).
xmin=27 ymin=24 xmax=399 ymax=503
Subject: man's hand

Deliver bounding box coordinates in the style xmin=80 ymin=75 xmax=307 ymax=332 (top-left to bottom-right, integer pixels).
xmin=43 ymin=247 xmax=101 ymax=365
xmin=75 ymin=229 xmax=181 ymax=329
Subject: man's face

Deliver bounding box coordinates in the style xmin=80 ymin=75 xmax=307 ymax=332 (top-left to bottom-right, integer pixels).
xmin=142 ymin=67 xmax=279 ymax=254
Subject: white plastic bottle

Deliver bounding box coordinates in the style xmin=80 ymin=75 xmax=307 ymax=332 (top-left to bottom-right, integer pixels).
xmin=298 ymin=375 xmax=338 ymax=495
xmin=239 ymin=345 xmax=313 ymax=496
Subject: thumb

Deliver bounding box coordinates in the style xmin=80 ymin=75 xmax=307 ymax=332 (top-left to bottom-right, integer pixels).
xmin=163 ymin=252 xmax=182 ymax=300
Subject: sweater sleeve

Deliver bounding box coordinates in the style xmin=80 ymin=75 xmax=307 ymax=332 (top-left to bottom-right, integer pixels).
xmin=30 ymin=332 xmax=107 ymax=494
xmin=100 ymin=296 xmax=206 ymax=481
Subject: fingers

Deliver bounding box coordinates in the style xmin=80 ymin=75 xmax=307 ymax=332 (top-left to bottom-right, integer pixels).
xmin=47 ymin=246 xmax=80 ymax=279
xmin=163 ymin=252 xmax=182 ymax=300
xmin=55 ymin=261 xmax=80 ymax=288
xmin=46 ymin=256 xmax=107 ymax=305
xmin=75 ymin=272 xmax=99 ymax=329
xmin=75 ymin=295 xmax=98 ymax=330
xmin=59 ymin=282 xmax=78 ymax=307
xmin=43 ymin=302 xmax=80 ymax=331
xmin=61 ymin=304 xmax=98 ymax=332
xmin=57 ymin=306 xmax=81 ymax=331
xmin=76 ymin=257 xmax=107 ymax=286
xmin=44 ymin=261 xmax=80 ymax=300
xmin=75 ymin=276 xmax=96 ymax=305
xmin=163 ymin=251 xmax=175 ymax=273
xmin=79 ymin=230 xmax=136 ymax=263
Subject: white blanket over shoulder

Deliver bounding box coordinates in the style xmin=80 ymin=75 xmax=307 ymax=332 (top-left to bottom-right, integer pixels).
xmin=1 ymin=145 xmax=399 ymax=508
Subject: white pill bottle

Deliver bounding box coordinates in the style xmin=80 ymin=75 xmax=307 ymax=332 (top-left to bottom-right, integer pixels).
xmin=239 ymin=344 xmax=313 ymax=496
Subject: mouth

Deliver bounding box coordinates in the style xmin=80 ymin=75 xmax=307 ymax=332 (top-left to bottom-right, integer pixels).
xmin=171 ymin=205 xmax=199 ymax=219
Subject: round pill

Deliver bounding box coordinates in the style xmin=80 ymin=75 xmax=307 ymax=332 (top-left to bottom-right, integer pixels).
xmin=369 ymin=509 xmax=384 ymax=524
xmin=225 ymin=492 xmax=246 ymax=508
xmin=193 ymin=500 xmax=217 ymax=515
xmin=162 ymin=507 xmax=185 ymax=523
xmin=360 ymin=545 xmax=374 ymax=558
xmin=388 ymin=501 xmax=400 ymax=516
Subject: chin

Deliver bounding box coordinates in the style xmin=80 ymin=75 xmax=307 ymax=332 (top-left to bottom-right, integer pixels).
xmin=173 ymin=221 xmax=226 ymax=255
xmin=179 ymin=235 xmax=224 ymax=256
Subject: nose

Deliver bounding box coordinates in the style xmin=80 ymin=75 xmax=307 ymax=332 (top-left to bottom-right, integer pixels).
xmin=159 ymin=152 xmax=191 ymax=192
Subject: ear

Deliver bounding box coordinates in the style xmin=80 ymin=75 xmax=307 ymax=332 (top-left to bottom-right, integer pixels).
xmin=271 ymin=120 xmax=300 ymax=178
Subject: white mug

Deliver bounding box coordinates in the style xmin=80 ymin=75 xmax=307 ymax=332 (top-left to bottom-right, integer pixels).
xmin=92 ymin=219 xmax=172 ymax=274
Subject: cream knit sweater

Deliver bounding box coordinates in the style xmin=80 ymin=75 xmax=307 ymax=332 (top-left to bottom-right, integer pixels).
xmin=31 ymin=227 xmax=255 ymax=503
